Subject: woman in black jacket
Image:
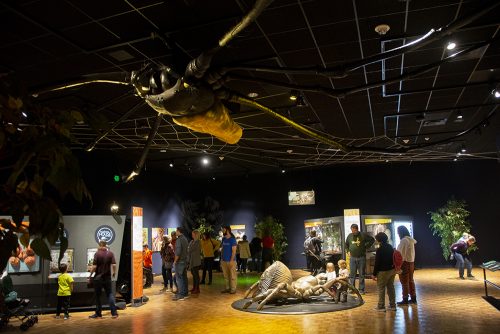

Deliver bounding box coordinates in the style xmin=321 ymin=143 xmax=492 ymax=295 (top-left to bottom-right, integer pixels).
xmin=372 ymin=232 xmax=396 ymax=312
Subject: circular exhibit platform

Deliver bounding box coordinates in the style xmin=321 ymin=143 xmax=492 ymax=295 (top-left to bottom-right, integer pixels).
xmin=232 ymin=294 xmax=363 ymax=315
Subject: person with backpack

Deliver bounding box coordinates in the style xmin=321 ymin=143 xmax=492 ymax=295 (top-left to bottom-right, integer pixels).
xmin=372 ymin=232 xmax=397 ymax=312
xmin=396 ymin=226 xmax=417 ymax=305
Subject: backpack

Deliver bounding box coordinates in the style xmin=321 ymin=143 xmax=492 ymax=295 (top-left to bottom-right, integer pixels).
xmin=393 ymin=249 xmax=403 ymax=274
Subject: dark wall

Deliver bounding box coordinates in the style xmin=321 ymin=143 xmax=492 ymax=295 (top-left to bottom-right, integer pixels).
xmin=68 ymin=154 xmax=500 ymax=270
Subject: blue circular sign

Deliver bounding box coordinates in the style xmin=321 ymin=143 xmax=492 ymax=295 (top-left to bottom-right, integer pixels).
xmin=95 ymin=225 xmax=115 ymax=245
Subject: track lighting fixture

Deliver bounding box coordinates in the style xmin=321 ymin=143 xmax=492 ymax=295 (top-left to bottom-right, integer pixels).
xmin=289 ymin=90 xmax=298 ymax=101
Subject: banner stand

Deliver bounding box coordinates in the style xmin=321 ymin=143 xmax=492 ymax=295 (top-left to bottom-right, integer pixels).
xmin=131 ymin=206 xmax=145 ymax=307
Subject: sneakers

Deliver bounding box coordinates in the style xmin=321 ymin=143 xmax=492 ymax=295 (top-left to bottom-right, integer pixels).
xmin=397 ymin=300 xmax=409 ymax=305
xmin=467 ymin=275 xmax=475 ymax=278
xmin=459 ymin=276 xmax=465 ymax=280
xmin=111 ymin=314 xmax=119 ymax=319
xmin=221 ymin=289 xmax=231 ymax=294
xmin=54 ymin=315 xmax=61 ymax=319
xmin=172 ymin=296 xmax=184 ymax=301
xmin=89 ymin=314 xmax=102 ymax=319
xmin=159 ymin=287 xmax=167 ymax=292
xmin=374 ymin=307 xmax=386 ymax=312
xmin=387 ymin=306 xmax=397 ymax=311
xmin=64 ymin=315 xmax=70 ymax=320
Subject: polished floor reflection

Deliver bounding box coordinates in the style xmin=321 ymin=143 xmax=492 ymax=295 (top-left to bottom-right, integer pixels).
xmin=9 ymin=267 xmax=500 ymax=334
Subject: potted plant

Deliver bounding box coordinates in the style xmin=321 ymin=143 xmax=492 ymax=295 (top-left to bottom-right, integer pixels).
xmin=255 ymin=216 xmax=288 ymax=262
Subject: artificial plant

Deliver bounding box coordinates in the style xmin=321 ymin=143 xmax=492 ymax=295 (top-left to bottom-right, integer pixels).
xmin=0 ymin=77 xmax=91 ymax=272
xmin=428 ymin=197 xmax=476 ymax=260
xmin=255 ymin=215 xmax=288 ymax=261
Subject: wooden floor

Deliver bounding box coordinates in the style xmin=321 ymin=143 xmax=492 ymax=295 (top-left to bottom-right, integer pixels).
xmin=7 ymin=267 xmax=500 ymax=334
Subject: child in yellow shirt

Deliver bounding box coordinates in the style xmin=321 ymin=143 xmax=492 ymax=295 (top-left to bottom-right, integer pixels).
xmin=56 ymin=263 xmax=73 ymax=320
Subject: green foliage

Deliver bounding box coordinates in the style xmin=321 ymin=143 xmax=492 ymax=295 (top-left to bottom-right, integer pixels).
xmin=428 ymin=198 xmax=475 ymax=260
xmin=0 ymin=77 xmax=91 ymax=272
xmin=255 ymin=215 xmax=288 ymax=261
xmin=181 ymin=196 xmax=223 ymax=235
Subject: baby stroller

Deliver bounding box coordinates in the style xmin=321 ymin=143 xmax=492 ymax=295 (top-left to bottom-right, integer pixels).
xmin=0 ymin=275 xmax=38 ymax=331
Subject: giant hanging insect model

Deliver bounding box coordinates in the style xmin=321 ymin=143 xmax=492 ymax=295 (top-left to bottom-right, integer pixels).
xmin=30 ymin=0 xmax=500 ymax=182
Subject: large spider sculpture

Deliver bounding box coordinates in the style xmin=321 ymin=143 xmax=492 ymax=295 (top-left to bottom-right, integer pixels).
xmin=31 ymin=0 xmax=499 ymax=182
xmin=242 ymin=261 xmax=362 ymax=311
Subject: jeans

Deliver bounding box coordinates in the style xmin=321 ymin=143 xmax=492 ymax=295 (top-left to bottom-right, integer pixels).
xmin=376 ymin=269 xmax=396 ymax=308
xmin=349 ymin=256 xmax=366 ymax=292
xmin=399 ymin=261 xmax=416 ymax=300
xmin=262 ymin=248 xmax=273 ymax=272
xmin=201 ymin=257 xmax=214 ymax=283
xmin=93 ymin=278 xmax=117 ymax=316
xmin=56 ymin=296 xmax=70 ymax=316
xmin=251 ymin=251 xmax=262 ymax=272
xmin=191 ymin=265 xmax=200 ymax=288
xmin=221 ymin=260 xmax=237 ymax=292
xmin=143 ymin=266 xmax=153 ymax=287
xmin=162 ymin=265 xmax=173 ymax=288
xmin=455 ymin=253 xmax=472 ymax=277
xmin=174 ymin=261 xmax=188 ymax=297
xmin=240 ymin=258 xmax=248 ymax=273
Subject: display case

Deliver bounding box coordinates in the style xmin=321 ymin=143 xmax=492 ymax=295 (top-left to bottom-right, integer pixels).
xmin=304 ymin=217 xmax=344 ymax=272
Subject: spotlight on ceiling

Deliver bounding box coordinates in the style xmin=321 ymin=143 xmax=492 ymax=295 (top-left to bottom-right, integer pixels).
xmin=453 ymin=158 xmax=458 ymax=162
xmin=21 ymin=111 xmax=28 ymax=118
xmin=169 ymin=161 xmax=174 ymax=168
xmin=424 ymin=137 xmax=430 ymax=141
xmin=374 ymin=24 xmax=390 ymax=36
xmin=493 ymin=90 xmax=500 ymax=98
xmin=248 ymin=92 xmax=259 ymax=98
xmin=281 ymin=169 xmax=286 ymax=174
xmin=202 ymin=157 xmax=209 ymax=165
xmin=456 ymin=111 xmax=463 ymax=120
xmin=446 ymin=41 xmax=456 ymax=50
xmin=461 ymin=147 xmax=466 ymax=153
xmin=289 ymin=90 xmax=298 ymax=101
xmin=110 ymin=202 xmax=119 ymax=214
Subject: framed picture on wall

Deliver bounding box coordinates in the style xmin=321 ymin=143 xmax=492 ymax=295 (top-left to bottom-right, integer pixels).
xmin=142 ymin=228 xmax=148 ymax=246
xmin=151 ymin=228 xmax=165 ymax=252
xmin=87 ymin=248 xmax=98 ymax=272
xmin=7 ymin=238 xmax=41 ymax=274
xmin=50 ymin=248 xmax=74 ymax=273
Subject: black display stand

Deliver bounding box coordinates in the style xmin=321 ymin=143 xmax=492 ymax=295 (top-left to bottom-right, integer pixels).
xmin=480 ymin=260 xmax=499 ymax=311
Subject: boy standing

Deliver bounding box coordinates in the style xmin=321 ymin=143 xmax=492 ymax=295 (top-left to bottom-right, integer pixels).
xmin=56 ymin=263 xmax=73 ymax=320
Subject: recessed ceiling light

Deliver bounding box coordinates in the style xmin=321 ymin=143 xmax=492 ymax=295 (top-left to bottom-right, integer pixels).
xmin=160 ymin=149 xmax=166 ymax=153
xmin=403 ymin=139 xmax=409 ymax=144
xmin=494 ymin=90 xmax=500 ymax=98
xmin=202 ymin=157 xmax=209 ymax=165
xmin=385 ymin=160 xmax=389 ymax=163
xmin=453 ymin=158 xmax=458 ymax=161
xmin=286 ymin=149 xmax=293 ymax=154
xmin=424 ymin=137 xmax=430 ymax=141
xmin=248 ymin=92 xmax=258 ymax=98
xmin=169 ymin=162 xmax=174 ymax=168
xmin=461 ymin=148 xmax=466 ymax=153
xmin=374 ymin=24 xmax=390 ymax=35
xmin=447 ymin=42 xmax=456 ymax=50
xmin=281 ymin=169 xmax=286 ymax=174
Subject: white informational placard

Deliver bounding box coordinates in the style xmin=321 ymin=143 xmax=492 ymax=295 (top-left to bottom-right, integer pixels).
xmin=132 ymin=207 xmax=144 ymax=302
xmin=394 ymin=221 xmax=413 ymax=249
xmin=343 ymin=208 xmax=361 ymax=240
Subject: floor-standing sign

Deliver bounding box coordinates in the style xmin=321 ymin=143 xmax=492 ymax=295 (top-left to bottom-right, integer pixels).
xmin=132 ymin=207 xmax=144 ymax=305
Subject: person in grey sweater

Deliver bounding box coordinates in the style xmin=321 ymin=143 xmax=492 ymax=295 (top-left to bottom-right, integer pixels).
xmin=188 ymin=230 xmax=202 ymax=294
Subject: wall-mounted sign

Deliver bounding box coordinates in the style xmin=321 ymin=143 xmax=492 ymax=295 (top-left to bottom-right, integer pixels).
xmin=95 ymin=225 xmax=116 ymax=245
xmin=365 ymin=218 xmax=392 ymax=225
xmin=288 ymin=190 xmax=315 ymax=206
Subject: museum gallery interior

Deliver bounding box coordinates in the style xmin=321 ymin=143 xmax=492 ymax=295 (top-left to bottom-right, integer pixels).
xmin=0 ymin=0 xmax=499 ymax=333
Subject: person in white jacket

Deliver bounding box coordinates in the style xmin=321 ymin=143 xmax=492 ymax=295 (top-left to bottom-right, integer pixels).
xmin=396 ymin=226 xmax=417 ymax=305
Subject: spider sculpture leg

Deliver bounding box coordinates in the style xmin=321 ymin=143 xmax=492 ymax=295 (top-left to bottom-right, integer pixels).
xmin=244 ymin=281 xmax=260 ymax=299
xmin=256 ymin=282 xmax=289 ymax=311
xmin=309 ymin=284 xmax=336 ymax=299
xmin=242 ymin=287 xmax=278 ymax=309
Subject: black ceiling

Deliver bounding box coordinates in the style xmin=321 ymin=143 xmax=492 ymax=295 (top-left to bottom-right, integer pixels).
xmin=1 ymin=0 xmax=499 ymax=178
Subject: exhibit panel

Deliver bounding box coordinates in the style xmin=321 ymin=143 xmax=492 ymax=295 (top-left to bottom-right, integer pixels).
xmin=131 ymin=207 xmax=144 ymax=304
xmin=362 ymin=215 xmax=413 ymax=275
xmin=1 ymin=215 xmax=125 ymax=310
